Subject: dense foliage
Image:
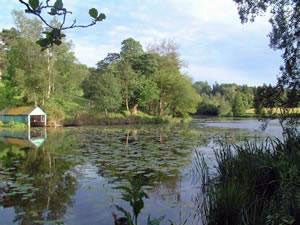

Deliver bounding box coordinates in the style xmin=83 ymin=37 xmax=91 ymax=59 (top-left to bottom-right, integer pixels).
xmin=193 ymin=81 xmax=255 ymax=116
xmin=0 ymin=11 xmax=89 ymax=125
xmin=82 ymin=38 xmax=201 ymax=118
xmin=0 ymin=12 xmax=201 ymax=124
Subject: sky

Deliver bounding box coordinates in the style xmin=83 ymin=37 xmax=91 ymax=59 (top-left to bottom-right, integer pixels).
xmin=0 ymin=0 xmax=283 ymax=86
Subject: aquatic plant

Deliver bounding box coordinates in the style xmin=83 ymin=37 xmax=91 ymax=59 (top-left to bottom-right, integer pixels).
xmin=114 ymin=175 xmax=166 ymax=225
xmin=198 ymin=131 xmax=300 ymax=225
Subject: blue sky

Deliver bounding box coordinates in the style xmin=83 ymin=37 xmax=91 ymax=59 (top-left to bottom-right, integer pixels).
xmin=0 ymin=0 xmax=282 ymax=85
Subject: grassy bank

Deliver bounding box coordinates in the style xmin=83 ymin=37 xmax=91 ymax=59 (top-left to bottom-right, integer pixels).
xmin=199 ymin=131 xmax=300 ymax=225
xmin=196 ymin=107 xmax=300 ymax=118
xmin=244 ymin=108 xmax=300 ymax=118
xmin=63 ymin=111 xmax=191 ymax=126
xmin=44 ymin=96 xmax=192 ymax=127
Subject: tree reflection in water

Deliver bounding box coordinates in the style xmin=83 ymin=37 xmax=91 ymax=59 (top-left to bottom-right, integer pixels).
xmin=0 ymin=128 xmax=77 ymax=225
xmin=0 ymin=122 xmax=260 ymax=225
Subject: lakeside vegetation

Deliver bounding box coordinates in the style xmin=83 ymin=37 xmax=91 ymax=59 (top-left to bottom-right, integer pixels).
xmin=198 ymin=130 xmax=299 ymax=225
xmin=0 ymin=12 xmax=201 ymax=126
xmin=1 ymin=11 xmax=297 ymax=127
xmin=193 ymin=82 xmax=300 ymax=118
xmin=0 ymin=0 xmax=299 ymax=225
xmin=196 ymin=0 xmax=300 ymax=224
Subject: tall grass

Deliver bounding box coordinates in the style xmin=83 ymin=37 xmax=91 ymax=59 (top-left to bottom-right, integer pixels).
xmin=198 ymin=131 xmax=300 ymax=225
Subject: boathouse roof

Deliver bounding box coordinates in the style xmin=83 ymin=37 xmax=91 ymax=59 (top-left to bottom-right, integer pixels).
xmin=0 ymin=106 xmax=46 ymax=116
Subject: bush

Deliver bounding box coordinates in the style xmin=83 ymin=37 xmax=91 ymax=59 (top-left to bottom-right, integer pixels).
xmin=199 ymin=131 xmax=300 ymax=225
xmin=197 ymin=102 xmax=219 ymax=116
xmin=0 ymin=121 xmax=4 ymax=127
xmin=45 ymin=105 xmax=65 ymax=127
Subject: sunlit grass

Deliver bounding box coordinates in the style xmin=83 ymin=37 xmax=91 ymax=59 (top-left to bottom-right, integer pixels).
xmin=246 ymin=107 xmax=300 ymax=115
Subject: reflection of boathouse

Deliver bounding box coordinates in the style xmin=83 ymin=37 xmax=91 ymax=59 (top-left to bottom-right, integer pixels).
xmin=0 ymin=106 xmax=47 ymax=127
xmin=0 ymin=128 xmax=47 ymax=148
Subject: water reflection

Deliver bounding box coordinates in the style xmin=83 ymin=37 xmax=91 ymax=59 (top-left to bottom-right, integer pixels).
xmin=0 ymin=128 xmax=77 ymax=225
xmin=0 ymin=128 xmax=47 ymax=149
xmin=0 ymin=121 xmax=273 ymax=225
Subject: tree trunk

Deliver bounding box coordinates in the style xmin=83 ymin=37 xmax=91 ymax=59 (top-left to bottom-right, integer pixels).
xmin=47 ymin=49 xmax=51 ymax=99
xmin=131 ymin=104 xmax=138 ymax=115
xmin=159 ymin=99 xmax=163 ymax=116
xmin=34 ymin=92 xmax=37 ymax=106
xmin=125 ymin=97 xmax=129 ymax=111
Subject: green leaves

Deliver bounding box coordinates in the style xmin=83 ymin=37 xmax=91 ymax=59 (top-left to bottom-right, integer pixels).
xmin=49 ymin=8 xmax=57 ymax=15
xmin=97 ymin=13 xmax=106 ymax=21
xmin=54 ymin=0 xmax=63 ymax=10
xmin=19 ymin=0 xmax=106 ymax=50
xmin=89 ymin=8 xmax=98 ymax=19
xmin=89 ymin=8 xmax=106 ymax=21
xmin=36 ymin=38 xmax=51 ymax=49
xmin=29 ymin=0 xmax=39 ymax=10
xmin=37 ymin=28 xmax=65 ymax=49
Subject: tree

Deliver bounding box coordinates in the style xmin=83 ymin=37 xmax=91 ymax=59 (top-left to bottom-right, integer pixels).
xmin=82 ymin=68 xmax=122 ymax=114
xmin=82 ymin=38 xmax=200 ymax=118
xmin=233 ymin=0 xmax=299 ymax=108
xmin=169 ymin=75 xmax=201 ymax=117
xmin=130 ymin=78 xmax=160 ymax=114
xmin=193 ymin=81 xmax=212 ymax=96
xmin=120 ymin=38 xmax=144 ymax=60
xmin=232 ymin=94 xmax=245 ymax=116
xmin=18 ymin=0 xmax=106 ymax=49
xmin=131 ymin=53 xmax=160 ymax=77
xmin=148 ymin=40 xmax=200 ymax=116
xmin=5 ymin=13 xmax=48 ymax=105
xmin=116 ymin=60 xmax=138 ymax=111
xmin=0 ymin=11 xmax=88 ymax=112
xmin=96 ymin=53 xmax=120 ymax=70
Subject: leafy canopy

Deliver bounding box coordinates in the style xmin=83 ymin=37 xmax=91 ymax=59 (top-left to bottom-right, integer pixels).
xmin=18 ymin=0 xmax=106 ymax=49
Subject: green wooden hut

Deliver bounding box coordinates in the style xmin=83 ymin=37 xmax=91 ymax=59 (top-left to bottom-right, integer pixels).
xmin=0 ymin=106 xmax=47 ymax=127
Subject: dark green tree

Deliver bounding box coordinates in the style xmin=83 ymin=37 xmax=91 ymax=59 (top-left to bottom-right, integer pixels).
xmin=232 ymin=94 xmax=245 ymax=116
xmin=82 ymin=68 xmax=122 ymax=113
xmin=233 ymin=0 xmax=299 ymax=108
xmin=120 ymin=38 xmax=144 ymax=60
xmin=193 ymin=81 xmax=212 ymax=96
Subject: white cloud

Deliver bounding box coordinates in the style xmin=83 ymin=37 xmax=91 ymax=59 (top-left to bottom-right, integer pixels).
xmin=72 ymin=39 xmax=119 ymax=66
xmin=0 ymin=0 xmax=278 ymax=85
xmin=186 ymin=65 xmax=277 ymax=86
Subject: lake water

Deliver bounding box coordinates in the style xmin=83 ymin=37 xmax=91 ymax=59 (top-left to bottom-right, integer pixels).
xmin=0 ymin=118 xmax=283 ymax=225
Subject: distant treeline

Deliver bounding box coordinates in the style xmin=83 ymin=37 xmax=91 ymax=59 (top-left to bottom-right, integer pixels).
xmin=193 ymin=82 xmax=255 ymax=117
xmin=193 ymin=81 xmax=300 ymax=117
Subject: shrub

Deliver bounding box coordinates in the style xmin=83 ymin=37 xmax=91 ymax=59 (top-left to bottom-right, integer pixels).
xmin=0 ymin=121 xmax=4 ymax=127
xmin=197 ymin=102 xmax=219 ymax=116
xmin=45 ymin=105 xmax=65 ymax=127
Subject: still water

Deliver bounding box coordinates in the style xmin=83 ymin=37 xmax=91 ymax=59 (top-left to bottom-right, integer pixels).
xmin=0 ymin=118 xmax=282 ymax=225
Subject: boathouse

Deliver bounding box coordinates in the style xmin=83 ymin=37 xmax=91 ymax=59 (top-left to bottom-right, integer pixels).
xmin=0 ymin=106 xmax=47 ymax=127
